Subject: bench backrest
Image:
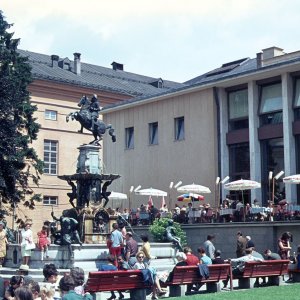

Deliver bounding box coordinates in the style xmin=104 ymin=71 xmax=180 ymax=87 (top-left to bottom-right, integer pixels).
xmin=85 ymin=270 xmax=149 ymax=292
xmin=242 ymin=260 xmax=290 ymax=277
xmin=171 ymin=264 xmax=231 ymax=285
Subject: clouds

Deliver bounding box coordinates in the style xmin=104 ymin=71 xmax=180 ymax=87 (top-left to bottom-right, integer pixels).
xmin=2 ymin=0 xmax=300 ymax=81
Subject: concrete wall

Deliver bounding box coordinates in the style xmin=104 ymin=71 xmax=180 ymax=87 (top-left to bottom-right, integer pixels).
xmin=133 ymin=222 xmax=300 ymax=259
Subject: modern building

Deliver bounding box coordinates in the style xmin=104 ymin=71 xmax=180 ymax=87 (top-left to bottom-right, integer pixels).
xmin=102 ymin=46 xmax=300 ymax=209
xmin=14 ymin=49 xmax=183 ymax=233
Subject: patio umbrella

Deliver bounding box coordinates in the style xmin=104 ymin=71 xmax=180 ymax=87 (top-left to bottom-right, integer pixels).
xmin=109 ymin=192 xmax=128 ymax=200
xmin=135 ymin=187 xmax=167 ymax=197
xmin=224 ymin=179 xmax=261 ymax=221
xmin=224 ymin=179 xmax=261 ymax=191
xmin=177 ymin=183 xmax=211 ymax=194
xmin=177 ymin=193 xmax=205 ymax=202
xmin=283 ymin=174 xmax=300 ymax=184
xmin=108 ymin=191 xmax=128 ymax=208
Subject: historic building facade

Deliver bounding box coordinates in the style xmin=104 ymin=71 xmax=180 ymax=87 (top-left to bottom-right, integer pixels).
xmin=103 ymin=46 xmax=300 ymax=209
xmin=14 ymin=50 xmax=183 ymax=233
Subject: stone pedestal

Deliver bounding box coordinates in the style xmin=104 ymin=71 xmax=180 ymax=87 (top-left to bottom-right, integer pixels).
xmin=77 ymin=144 xmax=102 ymax=174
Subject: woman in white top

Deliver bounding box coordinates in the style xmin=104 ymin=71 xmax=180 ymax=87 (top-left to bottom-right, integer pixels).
xmin=20 ymin=220 xmax=34 ymax=266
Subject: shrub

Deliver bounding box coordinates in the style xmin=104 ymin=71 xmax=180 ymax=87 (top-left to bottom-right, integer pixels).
xmin=149 ymin=218 xmax=187 ymax=246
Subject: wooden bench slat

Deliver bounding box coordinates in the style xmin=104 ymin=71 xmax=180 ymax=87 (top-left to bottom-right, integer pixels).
xmin=233 ymin=260 xmax=289 ymax=279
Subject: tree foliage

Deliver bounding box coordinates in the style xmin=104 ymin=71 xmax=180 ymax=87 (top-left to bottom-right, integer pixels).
xmin=0 ymin=11 xmax=43 ymax=213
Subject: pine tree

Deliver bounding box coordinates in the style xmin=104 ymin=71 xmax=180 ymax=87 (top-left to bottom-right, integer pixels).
xmin=0 ymin=11 xmax=43 ymax=214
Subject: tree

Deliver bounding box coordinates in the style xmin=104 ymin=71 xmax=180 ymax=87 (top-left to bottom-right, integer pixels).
xmin=0 ymin=11 xmax=43 ymax=214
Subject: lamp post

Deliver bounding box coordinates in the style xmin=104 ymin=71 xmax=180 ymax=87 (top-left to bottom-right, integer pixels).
xmin=220 ymin=176 xmax=230 ymax=203
xmin=215 ymin=177 xmax=220 ymax=209
xmin=272 ymin=171 xmax=284 ymax=202
xmin=128 ymin=186 xmax=134 ymax=211
xmin=168 ymin=182 xmax=173 ymax=210
xmin=268 ymin=171 xmax=273 ymax=202
xmin=168 ymin=181 xmax=182 ymax=209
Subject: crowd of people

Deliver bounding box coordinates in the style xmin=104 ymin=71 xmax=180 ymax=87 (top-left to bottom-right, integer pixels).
xmin=109 ymin=197 xmax=300 ymax=226
xmin=4 ymin=263 xmax=92 ymax=300
xmin=1 ymin=216 xmax=300 ymax=300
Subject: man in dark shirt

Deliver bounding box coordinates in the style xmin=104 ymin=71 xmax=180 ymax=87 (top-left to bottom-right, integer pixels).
xmin=212 ymin=250 xmax=225 ymax=264
xmin=125 ymin=232 xmax=138 ymax=267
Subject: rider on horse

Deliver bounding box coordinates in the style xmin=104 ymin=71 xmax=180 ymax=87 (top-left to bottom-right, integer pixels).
xmin=89 ymin=94 xmax=101 ymax=131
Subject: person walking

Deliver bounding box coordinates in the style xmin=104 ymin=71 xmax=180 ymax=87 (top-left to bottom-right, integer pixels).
xmin=236 ymin=231 xmax=247 ymax=258
xmin=110 ymin=223 xmax=123 ymax=266
xmin=203 ymin=234 xmax=215 ymax=259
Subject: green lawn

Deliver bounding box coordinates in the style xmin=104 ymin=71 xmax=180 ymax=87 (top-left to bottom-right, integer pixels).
xmin=169 ymin=284 xmax=300 ymax=300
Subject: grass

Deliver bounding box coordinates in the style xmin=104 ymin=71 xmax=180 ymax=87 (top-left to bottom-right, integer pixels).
xmin=169 ymin=283 xmax=300 ymax=300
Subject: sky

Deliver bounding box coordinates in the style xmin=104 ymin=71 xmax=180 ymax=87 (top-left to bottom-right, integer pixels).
xmin=1 ymin=0 xmax=300 ymax=82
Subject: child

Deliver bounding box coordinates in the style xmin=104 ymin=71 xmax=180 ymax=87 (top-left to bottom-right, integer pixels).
xmin=37 ymin=225 xmax=50 ymax=260
xmin=20 ymin=219 xmax=34 ymax=266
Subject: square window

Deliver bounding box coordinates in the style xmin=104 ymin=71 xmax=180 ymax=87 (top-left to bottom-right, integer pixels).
xmin=125 ymin=127 xmax=134 ymax=149
xmin=174 ymin=117 xmax=184 ymax=141
xmin=43 ymin=196 xmax=58 ymax=205
xmin=260 ymin=83 xmax=282 ymax=114
xmin=149 ymin=122 xmax=158 ymax=145
xmin=45 ymin=110 xmax=57 ymax=121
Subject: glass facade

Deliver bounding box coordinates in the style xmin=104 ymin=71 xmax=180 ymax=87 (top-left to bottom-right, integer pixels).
xmin=260 ymin=138 xmax=285 ymax=205
xmin=259 ymin=82 xmax=283 ymax=125
xmin=228 ymin=143 xmax=250 ymax=202
xmin=228 ymin=89 xmax=249 ymax=130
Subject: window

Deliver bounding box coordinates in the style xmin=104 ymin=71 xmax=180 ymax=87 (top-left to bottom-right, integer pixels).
xmin=43 ymin=196 xmax=58 ymax=205
xmin=228 ymin=89 xmax=249 ymax=130
xmin=259 ymin=83 xmax=283 ymax=125
xmin=261 ymin=138 xmax=285 ymax=205
xmin=44 ymin=140 xmax=58 ymax=174
xmin=125 ymin=127 xmax=134 ymax=149
xmin=149 ymin=122 xmax=158 ymax=145
xmin=45 ymin=110 xmax=57 ymax=120
xmin=175 ymin=117 xmax=184 ymax=141
xmin=294 ymin=78 xmax=300 ymax=120
xmin=228 ymin=143 xmax=250 ymax=203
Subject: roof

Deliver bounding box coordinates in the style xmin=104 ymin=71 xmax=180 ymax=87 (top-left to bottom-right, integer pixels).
xmin=18 ymin=49 xmax=185 ymax=97
xmin=102 ymin=50 xmax=300 ymax=112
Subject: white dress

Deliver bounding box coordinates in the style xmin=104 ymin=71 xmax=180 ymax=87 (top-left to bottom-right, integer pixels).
xmin=21 ymin=228 xmax=34 ymax=256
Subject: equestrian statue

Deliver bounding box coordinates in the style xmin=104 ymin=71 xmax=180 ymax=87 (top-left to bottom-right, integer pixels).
xmin=66 ymin=95 xmax=116 ymax=146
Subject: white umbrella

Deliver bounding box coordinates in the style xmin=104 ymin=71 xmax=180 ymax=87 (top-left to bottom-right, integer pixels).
xmin=283 ymin=174 xmax=300 ymax=184
xmin=108 ymin=191 xmax=127 ymax=209
xmin=109 ymin=192 xmax=128 ymax=200
xmin=224 ymin=179 xmax=261 ymax=222
xmin=177 ymin=183 xmax=211 ymax=194
xmin=224 ymin=179 xmax=261 ymax=191
xmin=135 ymin=187 xmax=167 ymax=197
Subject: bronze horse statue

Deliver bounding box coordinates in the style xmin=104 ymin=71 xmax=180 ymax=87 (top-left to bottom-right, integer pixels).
xmin=66 ymin=95 xmax=116 ymax=146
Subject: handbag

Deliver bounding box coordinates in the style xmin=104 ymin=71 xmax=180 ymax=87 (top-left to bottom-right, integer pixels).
xmin=25 ymin=242 xmax=36 ymax=250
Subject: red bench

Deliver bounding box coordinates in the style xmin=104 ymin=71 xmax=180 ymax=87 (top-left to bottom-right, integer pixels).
xmin=233 ymin=260 xmax=290 ymax=288
xmin=161 ymin=264 xmax=233 ymax=296
xmin=85 ymin=270 xmax=151 ymax=300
